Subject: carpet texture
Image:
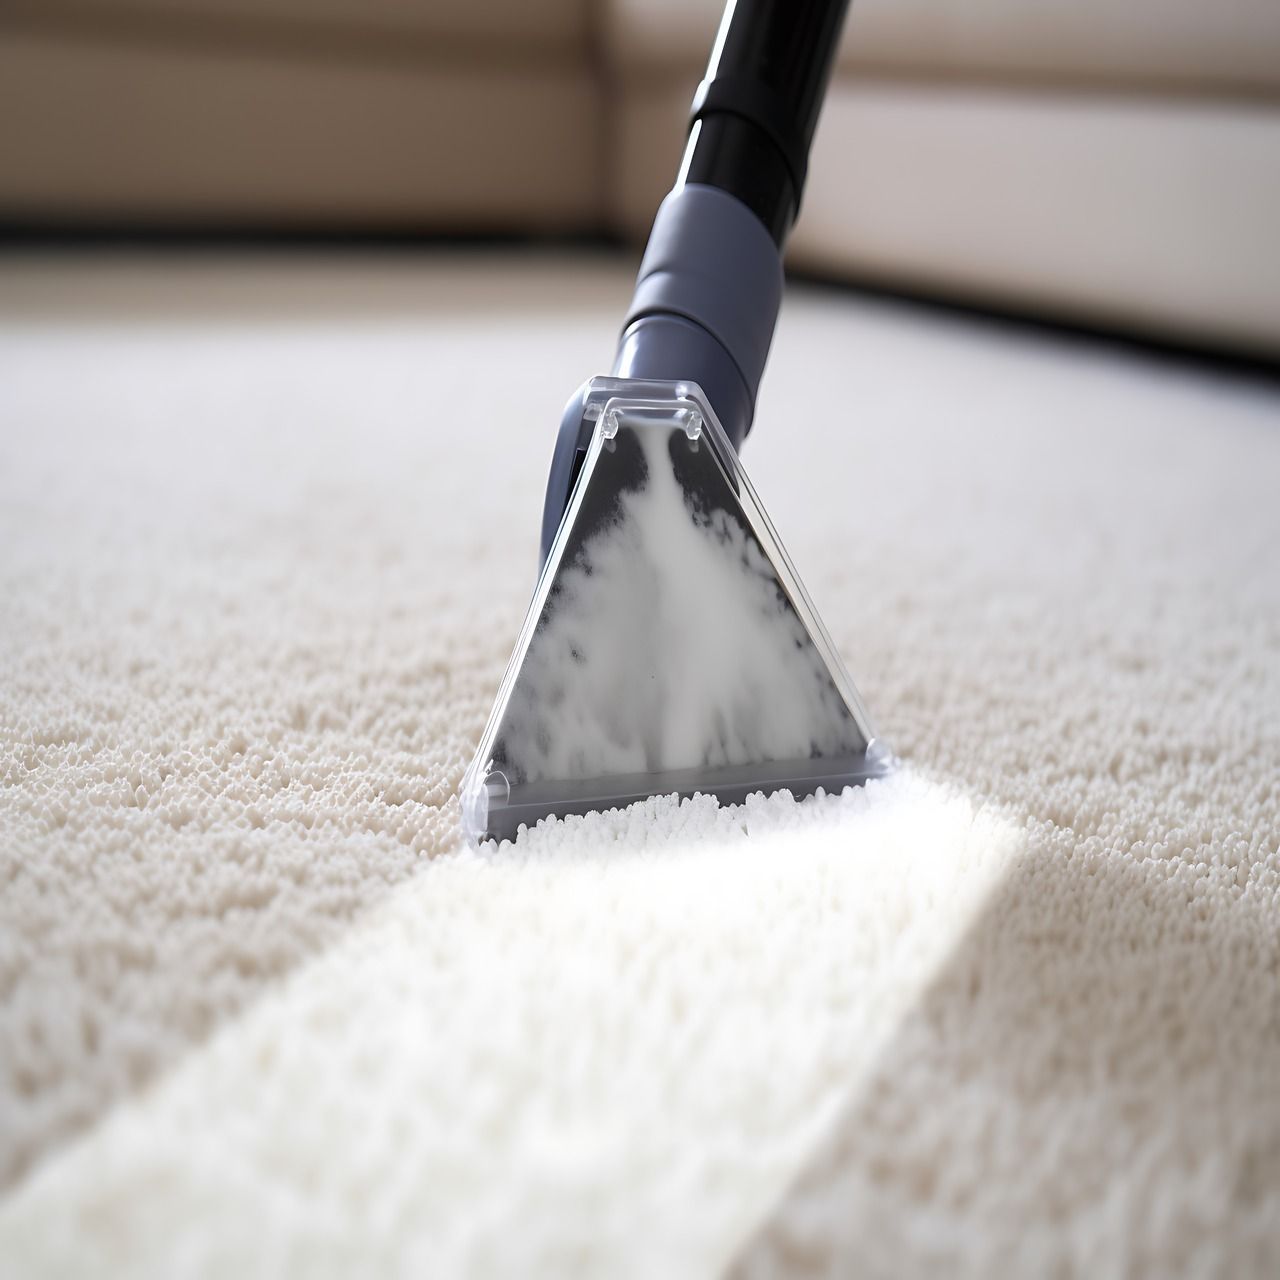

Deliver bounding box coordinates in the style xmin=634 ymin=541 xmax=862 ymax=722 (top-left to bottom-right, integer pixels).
xmin=0 ymin=253 xmax=1277 ymax=1275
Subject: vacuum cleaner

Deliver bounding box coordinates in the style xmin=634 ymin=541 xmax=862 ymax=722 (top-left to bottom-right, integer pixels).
xmin=461 ymin=0 xmax=889 ymax=843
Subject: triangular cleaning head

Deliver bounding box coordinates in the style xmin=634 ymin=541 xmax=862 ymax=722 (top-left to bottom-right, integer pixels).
xmin=461 ymin=378 xmax=890 ymax=843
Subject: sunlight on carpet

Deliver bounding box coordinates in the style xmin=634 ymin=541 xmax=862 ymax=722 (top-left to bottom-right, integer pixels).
xmin=0 ymin=773 xmax=1023 ymax=1277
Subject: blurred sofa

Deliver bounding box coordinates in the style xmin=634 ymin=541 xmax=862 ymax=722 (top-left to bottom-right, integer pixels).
xmin=3 ymin=0 xmax=1278 ymax=354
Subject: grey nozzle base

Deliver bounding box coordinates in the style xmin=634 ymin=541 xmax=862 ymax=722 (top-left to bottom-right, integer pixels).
xmin=476 ymin=748 xmax=894 ymax=845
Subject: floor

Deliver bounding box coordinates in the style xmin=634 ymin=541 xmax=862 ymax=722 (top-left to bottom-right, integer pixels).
xmin=0 ymin=251 xmax=1277 ymax=1276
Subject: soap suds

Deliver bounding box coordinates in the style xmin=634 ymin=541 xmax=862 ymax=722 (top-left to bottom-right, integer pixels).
xmin=492 ymin=423 xmax=865 ymax=785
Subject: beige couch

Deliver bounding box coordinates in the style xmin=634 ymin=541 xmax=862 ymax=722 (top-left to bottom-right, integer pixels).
xmin=3 ymin=0 xmax=1279 ymax=354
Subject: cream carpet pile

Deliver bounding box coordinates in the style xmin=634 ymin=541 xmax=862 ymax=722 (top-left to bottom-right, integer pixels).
xmin=0 ymin=254 xmax=1277 ymax=1276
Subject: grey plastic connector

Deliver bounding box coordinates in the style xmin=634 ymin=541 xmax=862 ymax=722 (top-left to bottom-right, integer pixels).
xmin=617 ymin=183 xmax=784 ymax=446
xmin=541 ymin=183 xmax=787 ymax=565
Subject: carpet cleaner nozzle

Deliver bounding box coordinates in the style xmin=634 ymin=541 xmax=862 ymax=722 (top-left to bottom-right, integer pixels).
xmin=460 ymin=378 xmax=889 ymax=844
xmin=460 ymin=0 xmax=888 ymax=842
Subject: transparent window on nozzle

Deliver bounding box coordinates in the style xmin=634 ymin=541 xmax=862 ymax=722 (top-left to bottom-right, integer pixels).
xmin=460 ymin=377 xmax=890 ymax=844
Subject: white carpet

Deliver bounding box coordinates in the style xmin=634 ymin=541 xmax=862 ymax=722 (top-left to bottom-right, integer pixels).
xmin=0 ymin=253 xmax=1277 ymax=1275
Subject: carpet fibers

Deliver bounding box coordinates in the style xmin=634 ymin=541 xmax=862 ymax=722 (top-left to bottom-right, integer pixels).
xmin=0 ymin=253 xmax=1277 ymax=1276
